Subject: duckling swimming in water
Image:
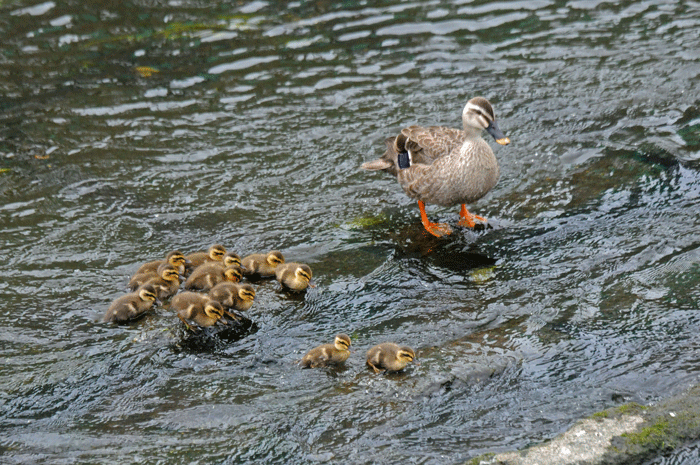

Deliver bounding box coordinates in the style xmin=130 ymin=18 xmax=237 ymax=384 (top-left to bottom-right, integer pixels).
xmin=208 ymin=282 xmax=256 ymax=312
xmin=299 ymin=334 xmax=352 ymax=368
xmin=366 ymin=343 xmax=416 ymax=373
xmin=275 ymin=262 xmax=313 ymax=291
xmin=184 ymin=263 xmax=243 ymax=291
xmin=140 ymin=263 xmax=181 ymax=299
xmin=128 ymin=263 xmax=178 ymax=292
xmin=103 ymin=284 xmax=159 ymax=323
xmin=186 ymin=245 xmax=226 ymax=269
xmin=241 ymin=250 xmax=285 ymax=277
xmin=175 ymin=296 xmax=227 ymax=330
xmin=135 ymin=250 xmax=189 ymax=277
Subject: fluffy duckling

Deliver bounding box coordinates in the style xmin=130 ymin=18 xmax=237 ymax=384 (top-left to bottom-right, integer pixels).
xmin=184 ymin=263 xmax=243 ymax=291
xmin=135 ymin=250 xmax=189 ymax=276
xmin=103 ymin=284 xmax=159 ymax=323
xmin=142 ymin=264 xmax=181 ymax=299
xmin=299 ymin=334 xmax=352 ymax=368
xmin=366 ymin=343 xmax=416 ymax=373
xmin=241 ymin=250 xmax=285 ymax=277
xmin=223 ymin=251 xmax=242 ymax=268
xmin=208 ymin=282 xmax=256 ymax=312
xmin=128 ymin=263 xmax=177 ymax=292
xmin=176 ymin=298 xmax=227 ymax=330
xmin=186 ymin=244 xmax=227 ymax=270
xmin=275 ymin=262 xmax=314 ymax=291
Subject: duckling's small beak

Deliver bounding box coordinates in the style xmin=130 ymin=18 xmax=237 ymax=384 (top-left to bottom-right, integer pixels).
xmin=184 ymin=258 xmax=192 ymax=265
xmin=155 ymin=298 xmax=162 ymax=306
xmin=308 ymin=279 xmax=316 ymax=288
xmin=486 ymin=120 xmax=510 ymax=145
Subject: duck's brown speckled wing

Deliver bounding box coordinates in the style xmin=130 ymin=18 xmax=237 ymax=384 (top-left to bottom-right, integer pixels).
xmin=399 ymin=126 xmax=466 ymax=164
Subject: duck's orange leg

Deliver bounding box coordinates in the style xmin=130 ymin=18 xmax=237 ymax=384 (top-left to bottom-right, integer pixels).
xmin=418 ymin=201 xmax=452 ymax=237
xmin=457 ymin=204 xmax=487 ymax=228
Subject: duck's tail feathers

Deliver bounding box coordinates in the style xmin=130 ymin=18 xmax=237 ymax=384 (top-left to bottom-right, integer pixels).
xmin=361 ymin=159 xmax=393 ymax=170
xmin=361 ymin=137 xmax=398 ymax=171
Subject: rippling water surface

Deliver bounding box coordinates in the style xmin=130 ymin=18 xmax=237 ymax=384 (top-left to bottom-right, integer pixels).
xmin=2 ymin=0 xmax=700 ymax=463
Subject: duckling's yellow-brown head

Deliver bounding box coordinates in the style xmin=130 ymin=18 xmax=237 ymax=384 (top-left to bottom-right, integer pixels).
xmin=294 ymin=264 xmax=313 ymax=284
xmin=166 ymin=250 xmax=188 ymax=267
xmin=204 ymin=301 xmax=225 ymax=321
xmin=209 ymin=244 xmax=227 ymax=261
xmin=137 ymin=284 xmax=159 ymax=303
xmin=238 ymin=284 xmax=256 ymax=302
xmin=223 ymin=252 xmax=241 ymax=267
xmin=397 ymin=347 xmax=416 ymax=363
xmin=334 ymin=334 xmax=352 ymax=351
xmin=266 ymin=250 xmax=285 ymax=267
xmin=157 ymin=263 xmax=181 ymax=283
xmin=223 ymin=265 xmax=243 ymax=283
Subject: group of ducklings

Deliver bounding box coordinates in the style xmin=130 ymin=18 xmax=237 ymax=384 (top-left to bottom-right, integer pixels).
xmin=103 ymin=245 xmax=416 ymax=374
xmin=299 ymin=334 xmax=417 ymax=374
xmin=103 ymin=245 xmax=314 ymax=330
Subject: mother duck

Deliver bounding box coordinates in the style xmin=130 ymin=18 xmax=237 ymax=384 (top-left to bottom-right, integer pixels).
xmin=361 ymin=97 xmax=509 ymax=237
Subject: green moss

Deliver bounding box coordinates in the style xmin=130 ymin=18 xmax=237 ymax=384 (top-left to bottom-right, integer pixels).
xmin=345 ymin=213 xmax=388 ymax=229
xmin=622 ymin=418 xmax=673 ymax=449
xmin=469 ymin=266 xmax=496 ymax=284
xmin=678 ymin=123 xmax=700 ymax=146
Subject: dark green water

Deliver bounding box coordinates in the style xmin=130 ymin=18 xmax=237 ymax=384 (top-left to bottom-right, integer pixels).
xmin=2 ymin=0 xmax=700 ymax=463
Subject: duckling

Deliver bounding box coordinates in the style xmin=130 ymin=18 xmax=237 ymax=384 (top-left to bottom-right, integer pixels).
xmin=128 ymin=263 xmax=177 ymax=292
xmin=184 ymin=263 xmax=243 ymax=291
xmin=208 ymin=282 xmax=256 ymax=312
xmin=361 ymin=97 xmax=509 ymax=237
xmin=135 ymin=250 xmax=189 ymax=277
xmin=299 ymin=334 xmax=352 ymax=368
xmin=275 ymin=262 xmax=314 ymax=291
xmin=176 ymin=298 xmax=227 ymax=330
xmin=366 ymin=343 xmax=416 ymax=373
xmin=222 ymin=251 xmax=242 ymax=268
xmin=143 ymin=264 xmax=181 ymax=299
xmin=103 ymin=284 xmax=160 ymax=323
xmin=241 ymin=250 xmax=285 ymax=277
xmin=185 ymin=245 xmax=227 ymax=271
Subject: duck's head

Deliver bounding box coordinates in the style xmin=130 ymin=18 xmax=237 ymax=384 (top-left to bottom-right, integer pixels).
xmin=204 ymin=301 xmax=226 ymax=324
xmin=237 ymin=284 xmax=256 ymax=302
xmin=266 ymin=250 xmax=285 ymax=267
xmin=137 ymin=284 xmax=160 ymax=305
xmin=224 ymin=265 xmax=243 ymax=283
xmin=463 ymin=97 xmax=509 ymax=145
xmin=294 ymin=264 xmax=313 ymax=284
xmin=223 ymin=252 xmax=242 ymax=267
xmin=208 ymin=244 xmax=227 ymax=261
xmin=157 ymin=263 xmax=181 ymax=283
xmin=397 ymin=346 xmax=416 ymax=364
xmin=166 ymin=250 xmax=189 ymax=269
xmin=334 ymin=334 xmax=352 ymax=351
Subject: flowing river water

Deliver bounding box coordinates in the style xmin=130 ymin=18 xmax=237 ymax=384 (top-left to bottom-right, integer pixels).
xmin=2 ymin=0 xmax=700 ymax=463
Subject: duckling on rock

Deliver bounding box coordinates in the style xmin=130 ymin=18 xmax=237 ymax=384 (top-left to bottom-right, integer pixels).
xmin=128 ymin=263 xmax=178 ymax=292
xmin=185 ymin=244 xmax=227 ymax=274
xmin=361 ymin=97 xmax=509 ymax=237
xmin=184 ymin=263 xmax=243 ymax=291
xmin=275 ymin=262 xmax=314 ymax=291
xmin=208 ymin=282 xmax=256 ymax=312
xmin=299 ymin=334 xmax=352 ymax=368
xmin=141 ymin=263 xmax=182 ymax=300
xmin=366 ymin=343 xmax=416 ymax=373
xmin=241 ymin=250 xmax=285 ymax=277
xmin=135 ymin=250 xmax=189 ymax=277
xmin=103 ymin=284 xmax=160 ymax=323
